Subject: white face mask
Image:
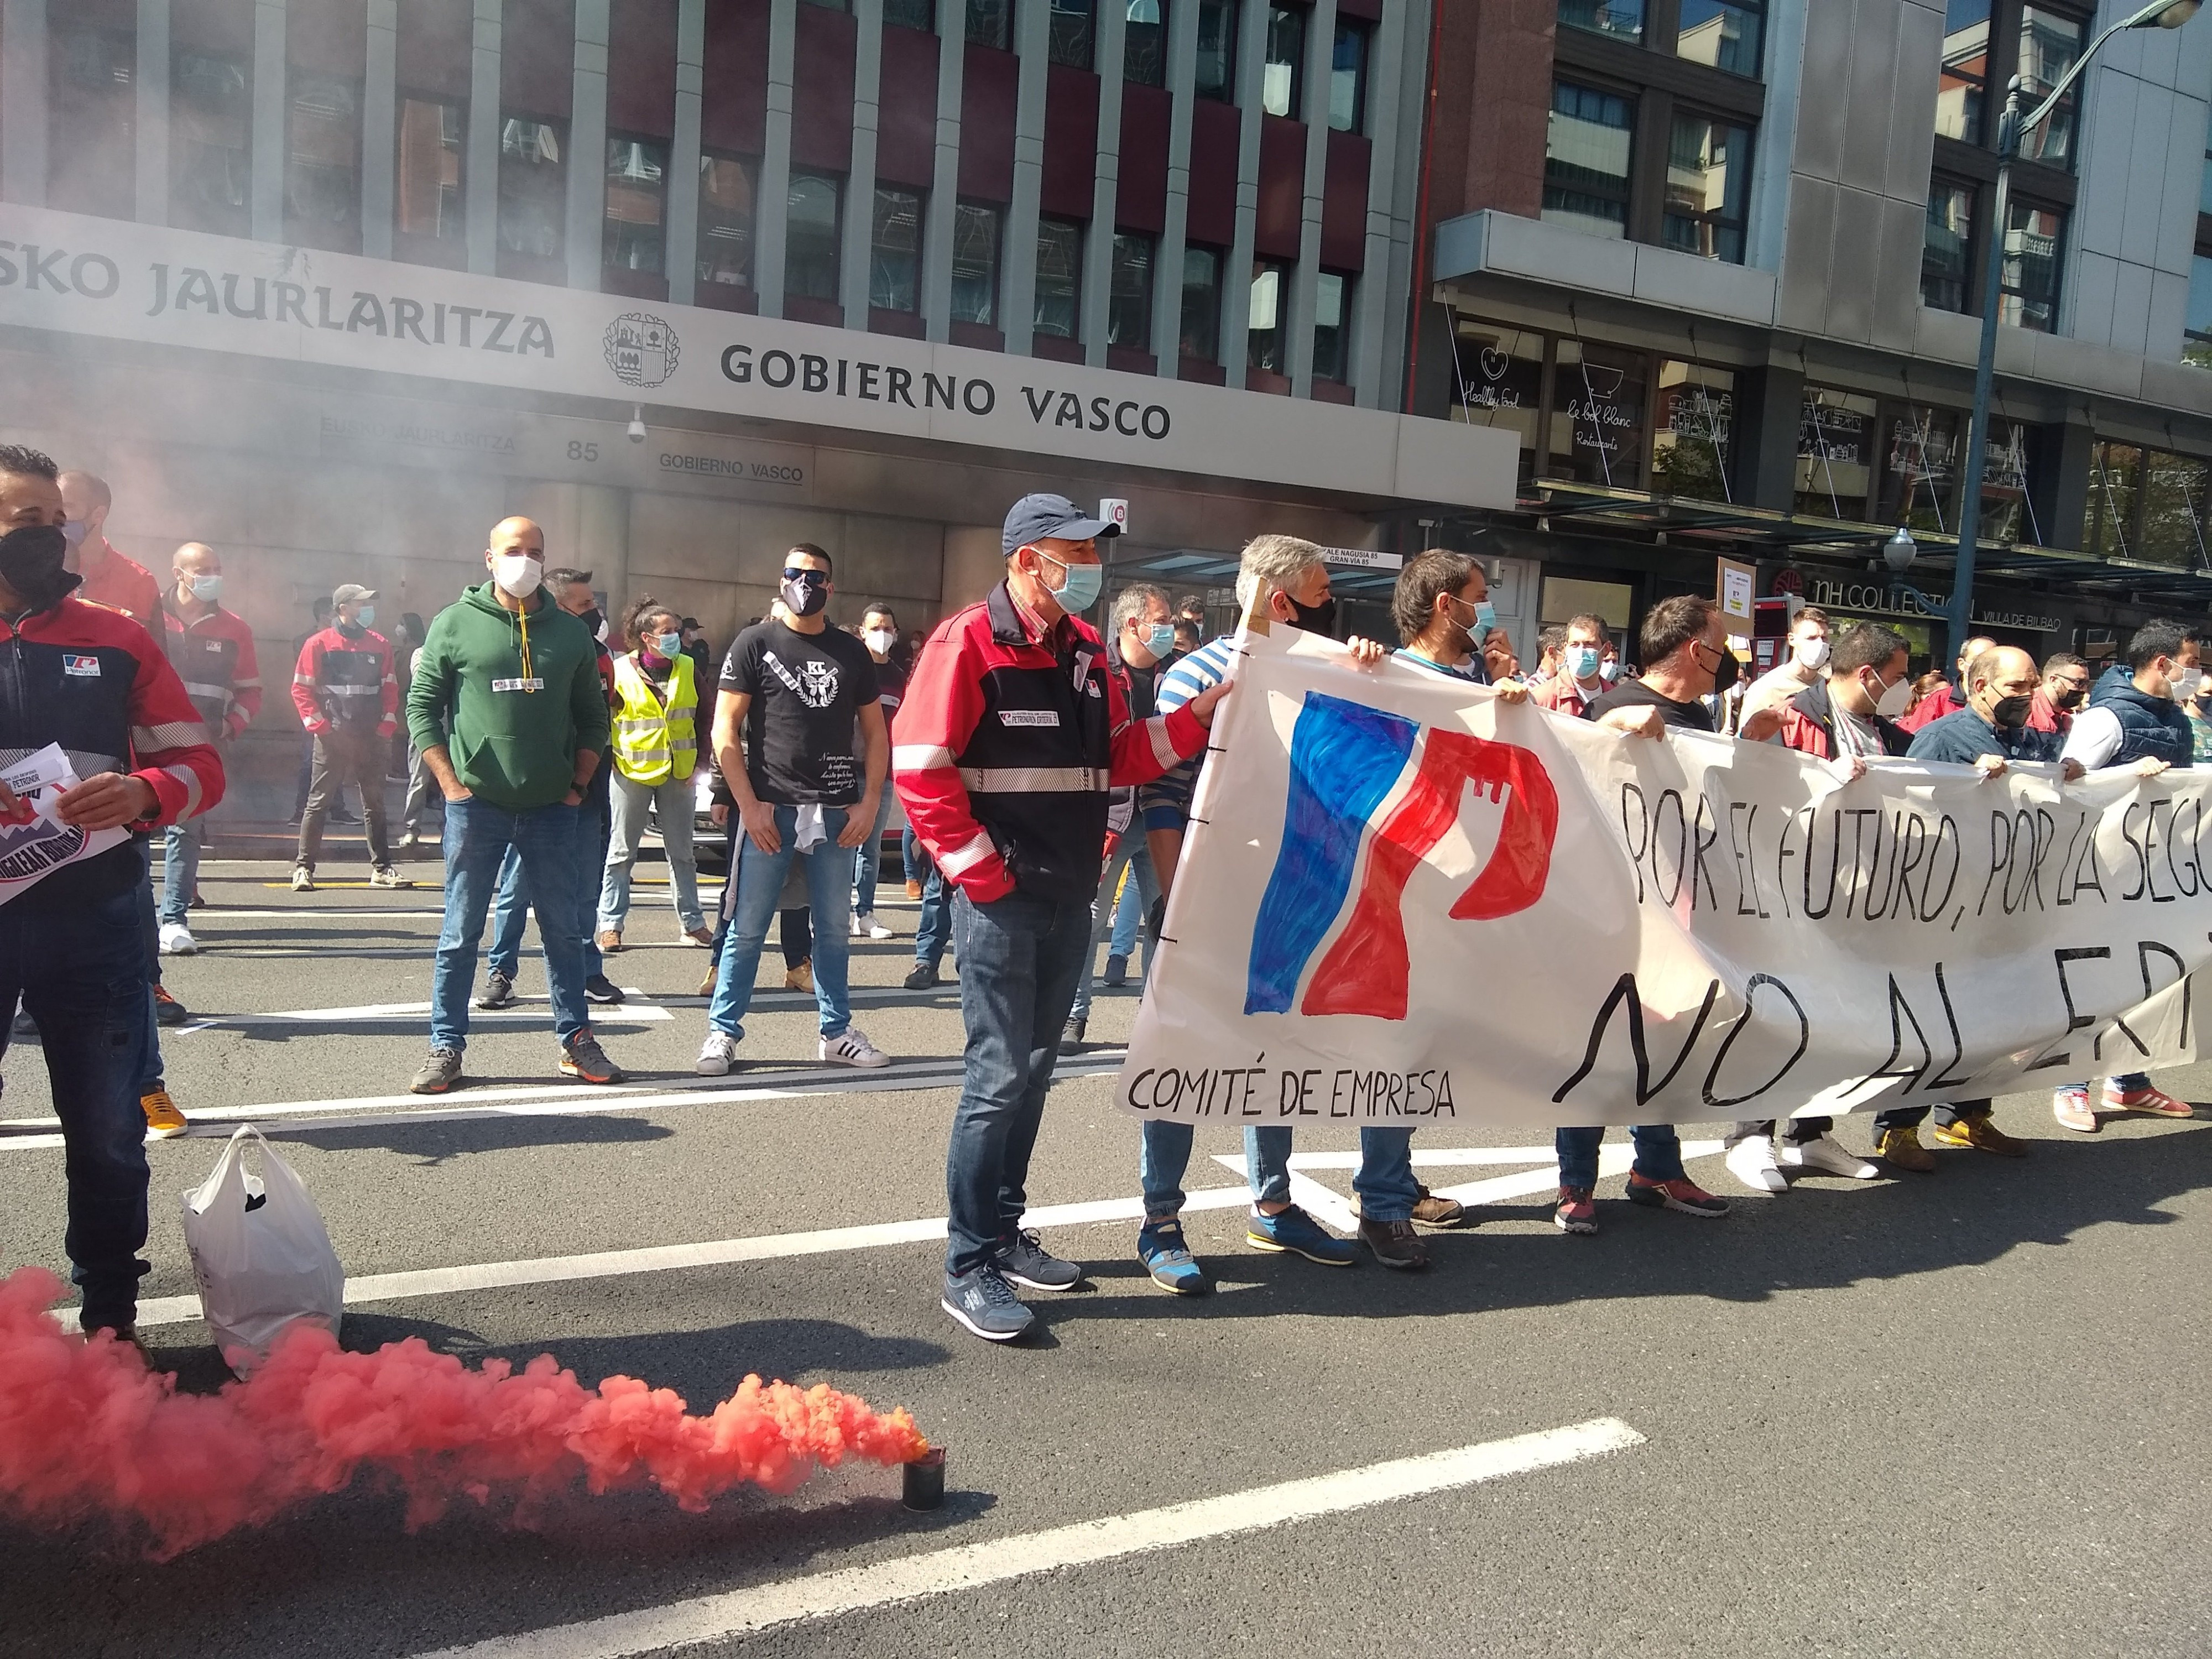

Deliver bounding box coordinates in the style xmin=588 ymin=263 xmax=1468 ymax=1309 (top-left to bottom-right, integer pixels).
xmin=491 ymin=552 xmax=543 ymax=599
xmin=1869 ymin=667 xmax=1913 ymax=719
xmin=2170 ymin=664 xmax=2204 ymax=703
xmin=864 ymin=627 xmax=897 ymax=655
xmin=1598 ymin=659 xmax=1621 ymax=684
xmin=1794 ymin=635 xmax=1831 ymax=672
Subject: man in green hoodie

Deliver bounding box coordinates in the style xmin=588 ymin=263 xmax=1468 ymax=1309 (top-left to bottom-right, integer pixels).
xmin=404 ymin=516 xmax=626 ymax=1093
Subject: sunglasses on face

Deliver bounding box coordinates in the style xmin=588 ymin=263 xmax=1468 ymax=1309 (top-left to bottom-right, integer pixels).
xmin=781 ymin=567 xmax=830 ymax=587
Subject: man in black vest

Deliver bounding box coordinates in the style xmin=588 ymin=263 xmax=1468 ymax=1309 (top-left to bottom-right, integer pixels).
xmin=2052 ymin=618 xmax=2208 ymax=1131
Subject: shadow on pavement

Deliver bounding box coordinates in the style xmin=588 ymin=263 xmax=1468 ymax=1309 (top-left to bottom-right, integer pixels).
xmin=282 ymin=1113 xmax=677 ymax=1163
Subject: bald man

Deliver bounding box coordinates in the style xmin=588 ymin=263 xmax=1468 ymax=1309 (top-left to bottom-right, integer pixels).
xmin=404 ymin=517 xmax=623 ymax=1094
xmin=157 ymin=542 xmax=262 ymax=955
xmin=58 ymin=469 xmax=160 ymax=626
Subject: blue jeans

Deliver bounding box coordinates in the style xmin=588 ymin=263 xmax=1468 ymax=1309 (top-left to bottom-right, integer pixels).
xmin=488 ymin=793 xmax=608 ymax=983
xmin=0 ymin=886 xmax=153 ymax=1328
xmin=600 ymin=770 xmax=705 ymax=935
xmin=1555 ymin=1124 xmax=1686 ymax=1191
xmin=1071 ymin=838 xmax=1159 ymax=1022
xmin=943 ymin=885 xmax=1094 ymax=1275
xmin=708 ymin=805 xmax=854 ymax=1040
xmin=158 ymin=821 xmax=200 ymax=926
xmin=1138 ymin=1122 xmax=1418 ymax=1223
xmin=432 ymin=795 xmax=590 ymax=1051
xmin=902 ymin=823 xmax=927 ymax=884
xmin=906 ymin=829 xmax=952 ymax=969
xmin=853 ymin=790 xmax=895 ymax=916
xmin=1109 ymin=865 xmax=1141 ymax=958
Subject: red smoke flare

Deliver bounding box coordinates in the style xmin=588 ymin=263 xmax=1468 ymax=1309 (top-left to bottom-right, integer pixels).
xmin=0 ymin=1267 xmax=929 ymax=1559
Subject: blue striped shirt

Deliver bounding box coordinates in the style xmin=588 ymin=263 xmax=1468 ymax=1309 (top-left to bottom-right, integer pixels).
xmin=1139 ymin=635 xmax=1238 ymax=830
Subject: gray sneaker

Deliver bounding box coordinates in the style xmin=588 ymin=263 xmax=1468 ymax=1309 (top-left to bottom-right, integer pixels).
xmin=410 ymin=1047 xmax=462 ymax=1094
xmin=998 ymin=1228 xmax=1083 ymax=1291
xmin=474 ymin=970 xmax=517 ymax=1010
xmin=941 ymin=1263 xmax=1036 ymax=1343
xmin=368 ymin=865 xmax=414 ymax=889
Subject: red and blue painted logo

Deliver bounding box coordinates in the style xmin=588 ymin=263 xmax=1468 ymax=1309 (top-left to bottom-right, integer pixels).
xmin=1244 ymin=692 xmax=1559 ymax=1021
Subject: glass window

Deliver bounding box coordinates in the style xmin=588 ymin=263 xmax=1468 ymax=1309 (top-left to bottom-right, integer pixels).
xmin=1180 ymin=244 xmax=1223 ymax=361
xmin=1651 ymin=361 xmax=1735 ymax=503
xmin=2016 ymin=5 xmax=2084 ymax=168
xmin=1662 ymin=113 xmax=1751 ymax=263
xmin=397 ymin=96 xmax=466 ymax=248
xmin=172 ymin=53 xmax=252 ymax=237
xmin=1883 ymin=405 xmax=1964 ymax=535
xmin=1125 ymin=0 xmax=1167 ymax=87
xmin=1676 ymin=1 xmax=1764 ymax=79
xmin=1262 ymin=6 xmax=1305 ymax=118
xmin=952 ymin=201 xmax=1001 ymax=325
xmin=497 ymin=116 xmax=567 ymax=261
xmin=2000 ymin=200 xmax=2063 ymax=331
xmin=1312 ymin=271 xmax=1349 ymax=382
xmin=2082 ymin=439 xmax=2142 ymax=558
xmin=48 ymin=27 xmax=137 ymax=221
xmin=1544 ymin=82 xmax=1634 ymax=241
xmin=1550 ymin=340 xmax=1651 ymax=488
xmin=2141 ymin=450 xmax=2210 ymax=567
xmin=884 ymin=0 xmax=935 ymax=26
xmin=1247 ymin=260 xmax=1290 ymax=373
xmin=1558 ymin=0 xmax=1644 ymax=45
xmin=1049 ymin=0 xmax=1094 ymax=69
xmin=2200 ymin=115 xmax=2212 ymax=216
xmin=1937 ymin=0 xmax=1989 ymax=143
xmin=1978 ymin=416 xmax=2037 ymax=544
xmin=1109 ymin=232 xmax=1154 ymax=348
xmin=1923 ymin=179 xmax=1975 ymax=312
xmin=1329 ymin=21 xmax=1367 ymax=133
xmin=697 ymin=154 xmax=757 ymax=288
xmin=1195 ymin=0 xmax=1237 ymax=100
xmin=286 ymin=76 xmax=361 ymax=249
xmin=1449 ymin=319 xmax=1545 ymax=484
xmin=2186 ymin=253 xmax=2212 ymax=368
xmin=967 ymin=0 xmax=1011 ymax=49
xmin=801 ymin=0 xmax=848 ymax=9
xmin=1035 ymin=217 xmax=1083 ymax=338
xmin=786 ymin=172 xmax=843 ymax=302
xmin=870 ymin=186 xmax=924 ymax=312
xmin=603 ymin=137 xmax=667 ymax=275
xmin=1794 ymin=387 xmax=1879 ymax=520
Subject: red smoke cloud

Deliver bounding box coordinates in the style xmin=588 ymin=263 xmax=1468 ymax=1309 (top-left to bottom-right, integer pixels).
xmin=0 ymin=1267 xmax=928 ymax=1558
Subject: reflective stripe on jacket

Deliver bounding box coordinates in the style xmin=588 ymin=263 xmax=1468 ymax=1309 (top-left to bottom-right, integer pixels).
xmin=609 ymin=651 xmax=698 ymax=784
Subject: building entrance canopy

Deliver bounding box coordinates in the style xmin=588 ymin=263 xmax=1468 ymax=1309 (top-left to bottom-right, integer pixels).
xmin=0 ymin=204 xmax=1521 ymax=513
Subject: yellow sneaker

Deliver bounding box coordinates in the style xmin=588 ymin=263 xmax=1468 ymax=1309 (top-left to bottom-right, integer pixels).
xmin=140 ymin=1088 xmax=189 ymax=1138
xmin=1874 ymin=1125 xmax=1936 ymax=1172
xmin=1931 ymin=1112 xmax=2030 ymax=1157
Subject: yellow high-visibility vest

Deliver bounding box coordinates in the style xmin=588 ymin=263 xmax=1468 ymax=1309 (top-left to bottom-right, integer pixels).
xmin=609 ymin=651 xmax=698 ymax=784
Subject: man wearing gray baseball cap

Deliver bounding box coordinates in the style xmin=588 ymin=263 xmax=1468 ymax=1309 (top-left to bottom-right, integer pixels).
xmin=895 ymin=492 xmax=1229 ymax=1342
xmin=290 ymin=581 xmax=408 ymax=891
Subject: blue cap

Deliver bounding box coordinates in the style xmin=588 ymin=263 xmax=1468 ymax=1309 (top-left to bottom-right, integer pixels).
xmin=1002 ymin=493 xmax=1121 ymax=555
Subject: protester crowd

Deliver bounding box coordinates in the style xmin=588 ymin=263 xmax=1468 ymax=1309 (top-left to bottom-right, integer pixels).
xmin=2 ymin=439 xmax=2206 ymax=1350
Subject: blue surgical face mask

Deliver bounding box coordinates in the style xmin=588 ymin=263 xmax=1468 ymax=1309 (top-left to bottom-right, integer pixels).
xmin=189 ymin=575 xmax=223 ymax=603
xmin=1144 ymin=622 xmax=1177 ymax=659
xmin=1564 ymin=643 xmax=1601 ymax=681
xmin=1473 ymin=599 xmax=1498 ymax=635
xmin=355 ymin=604 xmax=376 ymax=629
xmin=652 ymin=630 xmax=682 ymax=657
xmin=1037 ymin=551 xmax=1103 ymax=614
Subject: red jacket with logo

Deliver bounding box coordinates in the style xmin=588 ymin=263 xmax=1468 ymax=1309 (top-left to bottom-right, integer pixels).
xmin=0 ymin=591 xmax=226 ymax=910
xmin=894 ymin=582 xmax=1206 ymax=902
xmin=164 ymin=604 xmax=263 ymax=738
xmin=291 ymin=624 xmax=398 ymax=737
xmin=77 ymin=539 xmax=161 ymax=627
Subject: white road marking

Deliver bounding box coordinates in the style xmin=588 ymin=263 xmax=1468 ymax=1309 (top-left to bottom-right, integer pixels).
xmin=409 ymin=1420 xmax=1646 ymax=1659
xmin=123 ymin=1185 xmax=1258 ymax=1327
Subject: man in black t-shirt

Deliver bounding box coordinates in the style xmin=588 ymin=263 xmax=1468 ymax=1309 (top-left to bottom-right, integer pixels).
xmin=1559 ymin=594 xmax=1778 ymax=1238
xmin=697 ymin=543 xmax=891 ymax=1074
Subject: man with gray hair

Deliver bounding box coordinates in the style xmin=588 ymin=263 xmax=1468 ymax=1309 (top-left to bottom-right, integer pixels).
xmin=1132 ymin=535 xmax=1448 ymax=1287
xmin=1063 ymin=580 xmax=1176 ymax=1048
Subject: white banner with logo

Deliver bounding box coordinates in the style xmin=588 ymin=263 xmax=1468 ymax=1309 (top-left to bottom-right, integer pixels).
xmin=1118 ymin=629 xmax=2211 ymax=1128
xmin=0 ymin=203 xmax=1517 ymax=511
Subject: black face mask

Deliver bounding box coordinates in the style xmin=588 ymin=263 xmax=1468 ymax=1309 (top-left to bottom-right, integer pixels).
xmin=0 ymin=524 xmax=76 ymax=610
xmin=577 ymin=607 xmax=606 ymax=641
xmin=2051 ymin=684 xmax=2086 ymax=711
xmin=1285 ymin=594 xmax=1337 ymax=637
xmin=1702 ymin=641 xmax=1739 ymax=696
xmin=780 ymin=577 xmax=828 ymax=618
xmin=1989 ymin=692 xmax=2033 ymax=729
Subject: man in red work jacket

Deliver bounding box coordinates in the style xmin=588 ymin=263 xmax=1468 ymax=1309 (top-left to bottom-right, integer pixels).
xmin=158 ymin=542 xmax=262 ymax=954
xmin=59 ymin=469 xmax=161 ymax=625
xmin=896 ymin=493 xmax=1228 ymax=1344
xmin=290 ymin=581 xmax=408 ymax=891
xmin=0 ymin=444 xmax=226 ymax=1342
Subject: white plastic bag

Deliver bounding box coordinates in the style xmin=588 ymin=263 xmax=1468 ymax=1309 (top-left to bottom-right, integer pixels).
xmin=181 ymin=1125 xmax=345 ymax=1374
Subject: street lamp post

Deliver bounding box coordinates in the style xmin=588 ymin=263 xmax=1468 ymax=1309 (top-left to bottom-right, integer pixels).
xmin=1947 ymin=0 xmax=2201 ymax=663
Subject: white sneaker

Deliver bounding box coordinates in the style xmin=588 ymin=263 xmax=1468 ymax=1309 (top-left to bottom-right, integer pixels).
xmin=820 ymin=1026 xmax=890 ymax=1068
xmin=1724 ymin=1134 xmax=1787 ymax=1194
xmin=290 ymin=866 xmax=315 ymax=892
xmin=696 ymin=1030 xmax=742 ymax=1076
xmin=865 ymin=916 xmax=893 ymax=940
xmin=1778 ymin=1133 xmax=1880 ymax=1180
xmin=158 ymin=922 xmax=199 ymax=957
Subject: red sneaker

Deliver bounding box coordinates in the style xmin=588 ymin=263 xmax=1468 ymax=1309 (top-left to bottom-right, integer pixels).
xmin=1554 ymin=1186 xmax=1597 ymax=1235
xmin=1625 ymin=1172 xmax=1730 ymax=1217
xmin=2103 ymin=1083 xmax=2195 ymax=1118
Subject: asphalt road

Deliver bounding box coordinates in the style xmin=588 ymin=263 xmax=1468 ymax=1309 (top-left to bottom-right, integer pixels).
xmin=2 ymin=830 xmax=2208 ymax=1659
